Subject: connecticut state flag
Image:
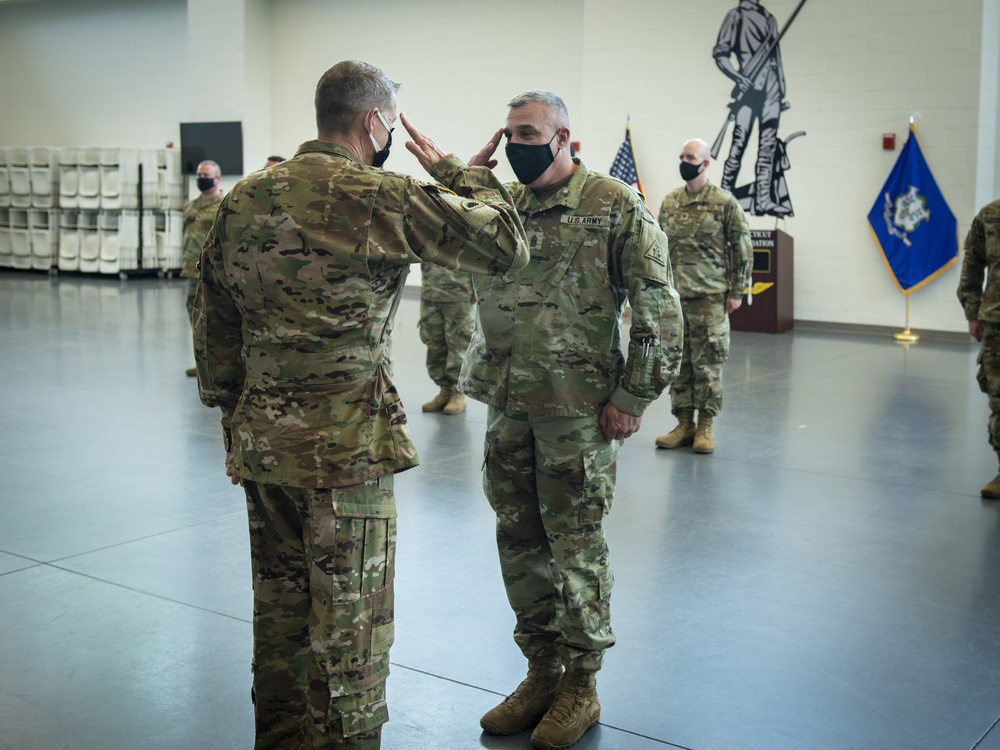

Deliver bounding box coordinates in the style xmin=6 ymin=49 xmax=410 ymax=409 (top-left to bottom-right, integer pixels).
xmin=866 ymin=124 xmax=959 ymax=294
xmin=609 ymin=123 xmax=644 ymax=196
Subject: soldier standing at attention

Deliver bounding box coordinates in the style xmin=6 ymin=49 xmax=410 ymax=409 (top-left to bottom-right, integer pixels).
xmin=181 ymin=159 xmax=223 ymax=376
xmin=419 ymin=263 xmax=474 ymax=415
xmin=655 ymin=138 xmax=752 ymax=454
xmin=193 ymin=60 xmax=528 ymax=750
xmin=958 ymin=198 xmax=1000 ymax=498
xmin=464 ymin=90 xmax=682 ymax=750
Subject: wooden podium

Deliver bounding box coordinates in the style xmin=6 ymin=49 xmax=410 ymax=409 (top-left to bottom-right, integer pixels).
xmin=730 ymin=229 xmax=794 ymax=334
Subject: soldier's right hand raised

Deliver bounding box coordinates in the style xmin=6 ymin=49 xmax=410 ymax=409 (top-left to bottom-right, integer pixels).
xmin=468 ymin=128 xmax=505 ymax=170
xmin=402 ymin=112 xmax=449 ymax=174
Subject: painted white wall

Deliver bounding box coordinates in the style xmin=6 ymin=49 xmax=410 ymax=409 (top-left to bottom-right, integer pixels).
xmin=1 ymin=0 xmax=997 ymax=332
xmin=0 ymin=0 xmax=187 ymax=148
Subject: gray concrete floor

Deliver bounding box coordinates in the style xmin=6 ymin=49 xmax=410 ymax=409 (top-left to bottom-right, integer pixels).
xmin=2 ymin=271 xmax=1000 ymax=750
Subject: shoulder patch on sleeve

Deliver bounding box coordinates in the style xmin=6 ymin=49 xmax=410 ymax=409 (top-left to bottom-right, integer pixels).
xmin=645 ymin=243 xmax=666 ymax=267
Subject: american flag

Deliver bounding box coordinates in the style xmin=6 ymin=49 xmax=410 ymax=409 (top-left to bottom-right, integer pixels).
xmin=609 ymin=123 xmax=644 ymax=196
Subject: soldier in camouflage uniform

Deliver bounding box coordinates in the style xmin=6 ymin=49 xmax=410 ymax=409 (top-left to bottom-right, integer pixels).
xmin=193 ymin=60 xmax=528 ymax=750
xmin=463 ymin=91 xmax=682 ymax=750
xmin=418 ymin=263 xmax=474 ymax=415
xmin=957 ymin=198 xmax=1000 ymax=499
xmin=181 ymin=160 xmax=223 ymax=376
xmin=655 ymin=138 xmax=752 ymax=454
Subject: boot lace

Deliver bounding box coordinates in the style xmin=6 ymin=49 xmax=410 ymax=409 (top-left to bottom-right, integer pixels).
xmin=543 ymin=682 xmax=583 ymax=724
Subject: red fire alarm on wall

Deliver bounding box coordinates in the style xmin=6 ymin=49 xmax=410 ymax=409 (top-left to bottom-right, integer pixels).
xmin=882 ymin=133 xmax=896 ymax=150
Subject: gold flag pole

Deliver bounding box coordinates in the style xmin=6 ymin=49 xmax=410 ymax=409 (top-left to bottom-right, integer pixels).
xmin=893 ymin=292 xmax=920 ymax=343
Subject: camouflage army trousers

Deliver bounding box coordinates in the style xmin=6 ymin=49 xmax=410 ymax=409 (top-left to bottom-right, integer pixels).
xmin=418 ymin=299 xmax=474 ymax=390
xmin=670 ymin=295 xmax=730 ymax=417
xmin=243 ymin=476 xmax=396 ymax=750
xmin=185 ymin=276 xmax=198 ymax=324
xmin=977 ymin=323 xmax=1000 ymax=459
xmin=483 ymin=407 xmax=618 ymax=674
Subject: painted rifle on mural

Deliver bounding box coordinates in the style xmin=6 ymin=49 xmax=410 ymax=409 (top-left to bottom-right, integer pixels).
xmin=711 ymin=0 xmax=808 ymax=217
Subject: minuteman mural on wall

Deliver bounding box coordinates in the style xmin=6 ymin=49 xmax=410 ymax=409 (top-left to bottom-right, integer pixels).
xmin=711 ymin=0 xmax=807 ymax=217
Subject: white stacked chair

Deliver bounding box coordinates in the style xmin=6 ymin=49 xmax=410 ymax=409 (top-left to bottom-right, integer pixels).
xmin=98 ymin=211 xmax=120 ymax=275
xmin=141 ymin=210 xmax=163 ymax=271
xmin=78 ymin=211 xmax=100 ymax=273
xmin=77 ymin=147 xmax=101 ymax=211
xmin=0 ymin=149 xmax=9 ymax=208
xmin=58 ymin=210 xmax=80 ymax=272
xmin=30 ymin=209 xmax=58 ymax=271
xmin=59 ymin=147 xmax=79 ymax=209
xmin=9 ymin=148 xmax=31 ymax=209
xmin=118 ymin=149 xmax=140 ymax=211
xmin=163 ymin=210 xmax=183 ymax=272
xmin=30 ymin=147 xmax=57 ymax=209
xmin=100 ymin=147 xmax=121 ymax=211
xmin=10 ymin=208 xmax=31 ymax=269
xmin=116 ymin=210 xmax=141 ymax=274
xmin=162 ymin=148 xmax=185 ymax=211
xmin=140 ymin=148 xmax=161 ymax=209
xmin=0 ymin=208 xmax=11 ymax=268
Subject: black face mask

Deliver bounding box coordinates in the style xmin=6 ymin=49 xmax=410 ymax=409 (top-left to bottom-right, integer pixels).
xmin=505 ymin=133 xmax=557 ymax=185
xmin=196 ymin=177 xmax=215 ymax=192
xmin=679 ymin=161 xmax=703 ymax=182
xmin=371 ymin=131 xmax=392 ymax=168
xmin=369 ymin=110 xmax=393 ymax=168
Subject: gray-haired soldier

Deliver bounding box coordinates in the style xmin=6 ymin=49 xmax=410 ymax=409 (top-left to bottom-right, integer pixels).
xmin=193 ymin=60 xmax=528 ymax=749
xmin=463 ymin=90 xmax=683 ymax=749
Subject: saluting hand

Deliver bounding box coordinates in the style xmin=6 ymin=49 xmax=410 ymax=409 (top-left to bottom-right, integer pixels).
xmin=468 ymin=128 xmax=505 ymax=169
xmin=402 ymin=112 xmax=448 ymax=174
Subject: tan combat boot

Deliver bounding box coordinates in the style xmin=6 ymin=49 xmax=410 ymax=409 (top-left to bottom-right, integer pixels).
xmin=693 ymin=413 xmax=715 ymax=454
xmin=422 ymin=388 xmax=452 ymax=412
xmin=481 ymin=658 xmax=562 ymax=736
xmin=530 ymin=672 xmax=600 ymax=750
xmin=654 ymin=410 xmax=695 ymax=449
xmin=443 ymin=392 xmax=467 ymax=415
xmin=982 ymin=473 xmax=1000 ymax=499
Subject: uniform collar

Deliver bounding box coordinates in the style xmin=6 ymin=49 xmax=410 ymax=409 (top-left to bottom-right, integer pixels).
xmin=514 ymin=158 xmax=589 ymax=215
xmin=295 ymin=139 xmax=362 ymax=163
xmin=679 ymin=179 xmax=714 ymax=203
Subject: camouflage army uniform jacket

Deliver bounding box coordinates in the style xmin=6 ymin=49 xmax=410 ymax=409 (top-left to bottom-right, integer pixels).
xmin=658 ymin=181 xmax=752 ymax=300
xmin=180 ymin=193 xmax=224 ymax=278
xmin=460 ymin=159 xmax=683 ymax=418
xmin=194 ymin=140 xmax=528 ymax=488
xmin=958 ymin=199 xmax=1000 ymax=323
xmin=421 ymin=263 xmax=473 ymax=303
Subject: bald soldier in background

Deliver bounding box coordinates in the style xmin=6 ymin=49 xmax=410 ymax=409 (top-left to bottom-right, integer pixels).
xmin=193 ymin=60 xmax=528 ymax=749
xmin=655 ymin=138 xmax=751 ymax=454
xmin=958 ymin=198 xmax=1000 ymax=499
xmin=181 ymin=159 xmax=223 ymax=376
xmin=464 ymin=90 xmax=682 ymax=750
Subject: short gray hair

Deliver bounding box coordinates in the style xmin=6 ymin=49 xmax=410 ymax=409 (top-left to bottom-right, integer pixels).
xmin=507 ymin=90 xmax=570 ymax=130
xmin=197 ymin=160 xmax=221 ymax=177
xmin=315 ymin=60 xmax=401 ymax=135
